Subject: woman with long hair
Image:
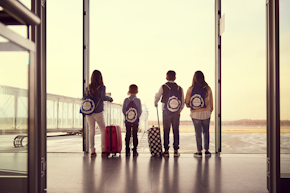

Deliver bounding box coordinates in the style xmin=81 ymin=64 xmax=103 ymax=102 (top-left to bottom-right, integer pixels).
xmin=85 ymin=70 xmax=113 ymax=157
xmin=185 ymin=71 xmax=213 ymax=157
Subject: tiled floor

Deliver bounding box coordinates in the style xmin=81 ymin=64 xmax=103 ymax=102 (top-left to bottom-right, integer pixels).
xmin=46 ymin=153 xmax=276 ymax=193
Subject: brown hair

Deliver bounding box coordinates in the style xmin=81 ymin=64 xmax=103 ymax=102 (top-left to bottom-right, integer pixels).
xmin=166 ymin=70 xmax=176 ymax=81
xmin=87 ymin=70 xmax=104 ymax=97
xmin=192 ymin=71 xmax=208 ymax=96
xmin=129 ymin=84 xmax=138 ymax=94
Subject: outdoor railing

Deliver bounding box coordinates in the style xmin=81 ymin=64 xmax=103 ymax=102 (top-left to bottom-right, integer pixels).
xmin=0 ymin=85 xmax=148 ymax=133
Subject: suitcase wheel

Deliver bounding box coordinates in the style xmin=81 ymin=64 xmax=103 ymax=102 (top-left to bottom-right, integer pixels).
xmin=111 ymin=153 xmax=116 ymax=157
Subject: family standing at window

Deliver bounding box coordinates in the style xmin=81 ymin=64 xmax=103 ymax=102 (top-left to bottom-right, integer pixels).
xmin=82 ymin=70 xmax=213 ymax=157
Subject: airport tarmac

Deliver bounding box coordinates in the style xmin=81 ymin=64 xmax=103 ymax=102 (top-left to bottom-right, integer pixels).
xmin=1 ymin=130 xmax=289 ymax=154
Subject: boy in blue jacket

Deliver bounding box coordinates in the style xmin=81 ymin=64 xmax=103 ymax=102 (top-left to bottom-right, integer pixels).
xmin=122 ymin=84 xmax=142 ymax=156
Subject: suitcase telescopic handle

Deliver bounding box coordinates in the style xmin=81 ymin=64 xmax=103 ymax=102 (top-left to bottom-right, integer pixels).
xmin=107 ymin=100 xmax=112 ymax=126
xmin=156 ymin=106 xmax=160 ymax=128
xmin=109 ymin=101 xmax=114 ymax=125
xmin=110 ymin=102 xmax=112 ymax=125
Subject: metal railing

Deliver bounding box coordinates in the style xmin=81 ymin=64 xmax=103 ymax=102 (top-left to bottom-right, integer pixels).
xmin=47 ymin=93 xmax=83 ymax=132
xmin=0 ymin=85 xmax=149 ymax=133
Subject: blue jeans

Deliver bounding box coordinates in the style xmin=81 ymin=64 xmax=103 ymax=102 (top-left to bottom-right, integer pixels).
xmin=192 ymin=118 xmax=210 ymax=151
xmin=163 ymin=110 xmax=180 ymax=151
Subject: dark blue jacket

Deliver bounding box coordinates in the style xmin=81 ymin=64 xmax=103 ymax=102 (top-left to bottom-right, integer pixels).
xmin=84 ymin=85 xmax=112 ymax=113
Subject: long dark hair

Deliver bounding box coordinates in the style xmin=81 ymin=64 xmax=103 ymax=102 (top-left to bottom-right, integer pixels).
xmin=192 ymin=71 xmax=208 ymax=96
xmin=87 ymin=70 xmax=104 ymax=97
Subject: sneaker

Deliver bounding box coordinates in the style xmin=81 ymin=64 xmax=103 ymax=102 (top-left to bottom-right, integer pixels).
xmin=194 ymin=152 xmax=202 ymax=158
xmin=133 ymin=150 xmax=139 ymax=156
xmin=91 ymin=152 xmax=97 ymax=157
xmin=174 ymin=150 xmax=180 ymax=157
xmin=163 ymin=150 xmax=169 ymax=157
xmin=205 ymin=151 xmax=211 ymax=156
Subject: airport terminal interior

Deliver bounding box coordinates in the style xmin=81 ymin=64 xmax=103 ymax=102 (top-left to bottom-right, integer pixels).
xmin=0 ymin=0 xmax=290 ymax=193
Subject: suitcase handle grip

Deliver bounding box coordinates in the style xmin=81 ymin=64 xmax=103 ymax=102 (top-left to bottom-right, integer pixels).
xmin=156 ymin=107 xmax=160 ymax=128
xmin=106 ymin=102 xmax=112 ymax=126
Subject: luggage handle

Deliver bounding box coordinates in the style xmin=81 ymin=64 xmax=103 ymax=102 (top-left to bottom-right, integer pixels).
xmin=106 ymin=93 xmax=113 ymax=126
xmin=109 ymin=102 xmax=116 ymax=126
xmin=106 ymin=102 xmax=109 ymax=126
xmin=156 ymin=106 xmax=160 ymax=128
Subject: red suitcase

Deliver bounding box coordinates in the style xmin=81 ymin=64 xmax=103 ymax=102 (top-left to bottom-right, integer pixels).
xmin=105 ymin=125 xmax=122 ymax=155
xmin=105 ymin=102 xmax=122 ymax=156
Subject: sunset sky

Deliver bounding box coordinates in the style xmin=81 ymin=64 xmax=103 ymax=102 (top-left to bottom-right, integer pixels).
xmin=0 ymin=0 xmax=289 ymax=121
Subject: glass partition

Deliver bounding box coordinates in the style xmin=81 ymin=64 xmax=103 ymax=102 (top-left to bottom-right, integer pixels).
xmin=280 ymin=0 xmax=290 ymax=174
xmin=46 ymin=0 xmax=83 ymax=152
xmin=0 ymin=37 xmax=29 ymax=191
xmin=46 ymin=0 xmax=82 ymax=100
xmin=90 ymin=0 xmax=215 ymax=154
xmin=221 ymin=0 xmax=266 ymax=153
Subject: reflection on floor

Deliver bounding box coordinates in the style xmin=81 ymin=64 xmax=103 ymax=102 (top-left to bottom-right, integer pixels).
xmin=1 ymin=132 xmax=290 ymax=154
xmin=46 ymin=153 xmax=287 ymax=193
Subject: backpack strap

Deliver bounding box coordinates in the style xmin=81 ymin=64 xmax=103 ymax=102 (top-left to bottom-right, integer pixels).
xmin=128 ymin=96 xmax=136 ymax=101
xmin=95 ymin=98 xmax=101 ymax=108
xmin=165 ymin=83 xmax=180 ymax=91
xmin=164 ymin=83 xmax=171 ymax=89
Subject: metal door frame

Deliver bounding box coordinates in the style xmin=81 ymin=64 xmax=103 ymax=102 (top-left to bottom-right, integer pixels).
xmin=83 ymin=0 xmax=90 ymax=153
xmin=215 ymin=0 xmax=222 ymax=154
xmin=30 ymin=0 xmax=47 ymax=192
xmin=266 ymin=0 xmax=281 ymax=192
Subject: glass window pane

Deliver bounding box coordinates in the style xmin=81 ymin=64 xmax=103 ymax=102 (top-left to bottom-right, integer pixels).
xmin=222 ymin=1 xmax=266 ymax=153
xmin=0 ymin=44 xmax=28 ymax=189
xmin=90 ymin=0 xmax=215 ymax=153
xmin=280 ymin=0 xmax=290 ymax=174
xmin=47 ymin=0 xmax=83 ymax=152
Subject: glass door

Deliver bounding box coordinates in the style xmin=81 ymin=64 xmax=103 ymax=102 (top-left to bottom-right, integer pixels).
xmin=0 ymin=34 xmax=29 ymax=193
xmin=0 ymin=0 xmax=46 ymax=192
xmin=279 ymin=0 xmax=290 ymax=190
xmin=0 ymin=2 xmax=32 ymax=191
xmin=220 ymin=0 xmax=266 ymax=154
xmin=46 ymin=0 xmax=84 ymax=153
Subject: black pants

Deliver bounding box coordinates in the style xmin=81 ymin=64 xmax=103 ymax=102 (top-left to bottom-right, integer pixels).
xmin=125 ymin=124 xmax=138 ymax=152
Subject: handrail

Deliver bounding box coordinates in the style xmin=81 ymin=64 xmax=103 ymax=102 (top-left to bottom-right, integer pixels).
xmin=0 ymin=0 xmax=40 ymax=25
xmin=0 ymin=22 xmax=35 ymax=52
xmin=0 ymin=85 xmax=149 ymax=133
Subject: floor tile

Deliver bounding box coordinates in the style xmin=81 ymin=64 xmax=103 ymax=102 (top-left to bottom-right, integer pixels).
xmin=45 ymin=153 xmax=270 ymax=193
